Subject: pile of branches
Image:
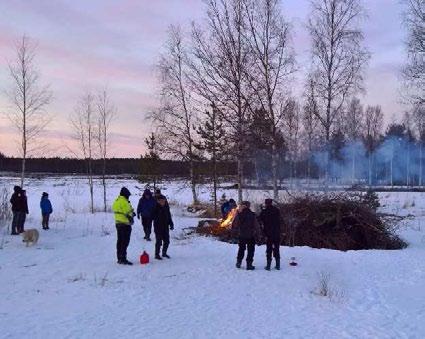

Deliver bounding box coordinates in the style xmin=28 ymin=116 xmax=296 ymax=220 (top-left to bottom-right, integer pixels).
xmin=281 ymin=193 xmax=407 ymax=251
xmin=195 ymin=193 xmax=407 ymax=251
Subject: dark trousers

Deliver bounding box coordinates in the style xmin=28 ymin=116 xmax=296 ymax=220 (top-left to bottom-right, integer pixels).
xmin=266 ymin=239 xmax=280 ymax=260
xmin=142 ymin=217 xmax=152 ymax=238
xmin=42 ymin=214 xmax=50 ymax=229
xmin=116 ymin=224 xmax=132 ymax=261
xmin=237 ymin=238 xmax=255 ymax=264
xmin=11 ymin=211 xmax=26 ymax=234
xmin=155 ymin=231 xmax=170 ymax=256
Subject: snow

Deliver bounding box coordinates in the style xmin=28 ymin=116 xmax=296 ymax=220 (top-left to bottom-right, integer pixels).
xmin=1 ymin=176 xmax=425 ymax=338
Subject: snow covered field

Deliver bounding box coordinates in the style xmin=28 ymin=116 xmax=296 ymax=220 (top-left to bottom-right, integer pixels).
xmin=1 ymin=176 xmax=425 ymax=339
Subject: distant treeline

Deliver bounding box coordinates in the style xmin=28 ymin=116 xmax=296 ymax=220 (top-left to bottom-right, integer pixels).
xmin=0 ymin=156 xmax=238 ymax=176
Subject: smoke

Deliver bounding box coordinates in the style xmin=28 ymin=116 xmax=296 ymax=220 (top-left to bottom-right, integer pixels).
xmin=312 ymin=136 xmax=424 ymax=186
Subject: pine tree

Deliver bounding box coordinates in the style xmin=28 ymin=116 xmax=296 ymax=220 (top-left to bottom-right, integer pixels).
xmin=195 ymin=103 xmax=226 ymax=216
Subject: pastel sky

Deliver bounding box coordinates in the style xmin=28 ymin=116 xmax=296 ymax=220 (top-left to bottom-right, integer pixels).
xmin=0 ymin=0 xmax=407 ymax=158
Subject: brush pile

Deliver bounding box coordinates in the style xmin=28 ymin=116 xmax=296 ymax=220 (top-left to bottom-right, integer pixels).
xmin=195 ymin=193 xmax=407 ymax=251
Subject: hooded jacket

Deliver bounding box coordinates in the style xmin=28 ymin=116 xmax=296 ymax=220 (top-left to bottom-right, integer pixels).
xmin=260 ymin=205 xmax=281 ymax=240
xmin=40 ymin=196 xmax=53 ymax=215
xmin=137 ymin=189 xmax=157 ymax=219
xmin=112 ymin=195 xmax=134 ymax=225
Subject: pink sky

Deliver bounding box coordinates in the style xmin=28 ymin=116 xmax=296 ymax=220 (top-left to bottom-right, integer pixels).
xmin=0 ymin=0 xmax=407 ymax=158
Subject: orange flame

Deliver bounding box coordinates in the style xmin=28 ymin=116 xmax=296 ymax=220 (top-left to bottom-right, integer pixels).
xmin=220 ymin=207 xmax=238 ymax=228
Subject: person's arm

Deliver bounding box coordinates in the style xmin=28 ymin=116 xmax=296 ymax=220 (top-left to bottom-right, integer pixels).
xmin=136 ymin=199 xmax=142 ymax=219
xmin=168 ymin=206 xmax=174 ymax=230
xmin=48 ymin=200 xmax=53 ymax=214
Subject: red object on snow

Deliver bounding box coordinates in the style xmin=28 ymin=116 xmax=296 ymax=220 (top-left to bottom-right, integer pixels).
xmin=140 ymin=251 xmax=150 ymax=265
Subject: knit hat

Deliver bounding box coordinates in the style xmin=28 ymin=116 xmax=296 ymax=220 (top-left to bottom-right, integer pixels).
xmin=42 ymin=192 xmax=49 ymax=197
xmin=265 ymin=198 xmax=273 ymax=206
xmin=120 ymin=187 xmax=131 ymax=198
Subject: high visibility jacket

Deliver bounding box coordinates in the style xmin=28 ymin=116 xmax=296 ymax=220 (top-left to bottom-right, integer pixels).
xmin=112 ymin=196 xmax=134 ymax=225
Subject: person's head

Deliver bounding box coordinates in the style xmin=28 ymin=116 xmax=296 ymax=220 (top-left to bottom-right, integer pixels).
xmin=120 ymin=187 xmax=131 ymax=199
xmin=13 ymin=186 xmax=21 ymax=193
xmin=265 ymin=198 xmax=273 ymax=207
xmin=157 ymin=194 xmax=167 ymax=206
xmin=240 ymin=201 xmax=250 ymax=210
xmin=42 ymin=192 xmax=49 ymax=198
xmin=155 ymin=188 xmax=161 ymax=196
xmin=229 ymin=198 xmax=236 ymax=204
xmin=143 ymin=189 xmax=152 ymax=199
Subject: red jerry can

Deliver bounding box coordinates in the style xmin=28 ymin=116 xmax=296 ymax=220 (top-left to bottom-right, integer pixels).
xmin=140 ymin=251 xmax=150 ymax=265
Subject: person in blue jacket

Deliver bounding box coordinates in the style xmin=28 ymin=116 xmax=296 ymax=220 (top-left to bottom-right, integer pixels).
xmin=137 ymin=189 xmax=157 ymax=241
xmin=221 ymin=198 xmax=237 ymax=219
xmin=40 ymin=192 xmax=53 ymax=230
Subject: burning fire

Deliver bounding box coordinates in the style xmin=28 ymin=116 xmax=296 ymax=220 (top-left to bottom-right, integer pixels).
xmin=220 ymin=207 xmax=238 ymax=228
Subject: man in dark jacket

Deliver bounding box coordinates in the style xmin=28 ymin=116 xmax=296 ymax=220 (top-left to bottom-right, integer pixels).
xmin=260 ymin=199 xmax=282 ymax=270
xmin=10 ymin=186 xmax=27 ymax=235
xmin=232 ymin=201 xmax=260 ymax=270
xmin=152 ymin=195 xmax=174 ymax=260
xmin=137 ymin=189 xmax=157 ymax=241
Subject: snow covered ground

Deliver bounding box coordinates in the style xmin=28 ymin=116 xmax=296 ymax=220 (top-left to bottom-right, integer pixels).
xmin=1 ymin=176 xmax=425 ymax=338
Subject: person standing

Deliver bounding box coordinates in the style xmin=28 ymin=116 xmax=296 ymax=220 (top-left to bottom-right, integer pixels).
xmin=137 ymin=189 xmax=157 ymax=241
xmin=232 ymin=201 xmax=260 ymax=270
xmin=18 ymin=189 xmax=29 ymax=233
xmin=260 ymin=199 xmax=282 ymax=270
xmin=152 ymin=194 xmax=174 ymax=260
xmin=10 ymin=186 xmax=22 ymax=235
xmin=112 ymin=187 xmax=135 ymax=265
xmin=40 ymin=192 xmax=53 ymax=230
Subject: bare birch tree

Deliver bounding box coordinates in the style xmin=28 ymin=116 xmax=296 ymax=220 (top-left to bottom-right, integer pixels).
xmin=307 ymin=0 xmax=369 ymax=177
xmin=363 ymin=105 xmax=383 ymax=186
xmin=242 ymin=0 xmax=295 ymax=199
xmin=190 ymin=0 xmax=251 ymax=202
xmin=402 ymin=0 xmax=424 ymax=106
xmin=70 ymin=93 xmax=95 ymax=213
xmin=6 ymin=35 xmax=52 ymax=187
xmin=343 ymin=97 xmax=364 ymax=183
xmin=153 ymin=24 xmax=199 ymax=205
xmin=282 ymin=99 xmax=301 ymax=187
xmin=302 ymin=76 xmax=321 ymax=180
xmin=96 ymin=89 xmax=116 ymax=213
xmin=413 ymin=103 xmax=425 ymax=185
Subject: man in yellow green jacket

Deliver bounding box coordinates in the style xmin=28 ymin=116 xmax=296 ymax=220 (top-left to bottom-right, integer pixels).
xmin=112 ymin=187 xmax=135 ymax=265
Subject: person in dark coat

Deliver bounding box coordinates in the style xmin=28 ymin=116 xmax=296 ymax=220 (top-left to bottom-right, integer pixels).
xmin=221 ymin=198 xmax=237 ymax=219
xmin=260 ymin=198 xmax=282 ymax=270
xmin=10 ymin=186 xmax=22 ymax=235
xmin=40 ymin=192 xmax=53 ymax=230
xmin=137 ymin=189 xmax=157 ymax=241
xmin=152 ymin=194 xmax=174 ymax=260
xmin=232 ymin=201 xmax=260 ymax=270
xmin=18 ymin=189 xmax=29 ymax=233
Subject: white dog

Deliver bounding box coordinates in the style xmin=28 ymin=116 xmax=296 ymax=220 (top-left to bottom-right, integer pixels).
xmin=22 ymin=229 xmax=39 ymax=247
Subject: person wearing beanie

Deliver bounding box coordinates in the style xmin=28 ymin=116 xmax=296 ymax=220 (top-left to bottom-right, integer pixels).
xmin=40 ymin=192 xmax=53 ymax=230
xmin=260 ymin=198 xmax=282 ymax=270
xmin=112 ymin=187 xmax=135 ymax=265
xmin=152 ymin=194 xmax=174 ymax=259
xmin=10 ymin=186 xmax=22 ymax=235
xmin=137 ymin=188 xmax=157 ymax=241
xmin=232 ymin=201 xmax=260 ymax=270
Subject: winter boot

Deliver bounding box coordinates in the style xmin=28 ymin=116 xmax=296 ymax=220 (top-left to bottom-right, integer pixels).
xmin=155 ymin=254 xmax=163 ymax=260
xmin=265 ymin=258 xmax=272 ymax=271
xmin=246 ymin=262 xmax=255 ymax=271
xmin=236 ymin=260 xmax=242 ymax=269
xmin=162 ymin=253 xmax=170 ymax=259
xmin=123 ymin=259 xmax=133 ymax=265
xmin=275 ymin=258 xmax=280 ymax=270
